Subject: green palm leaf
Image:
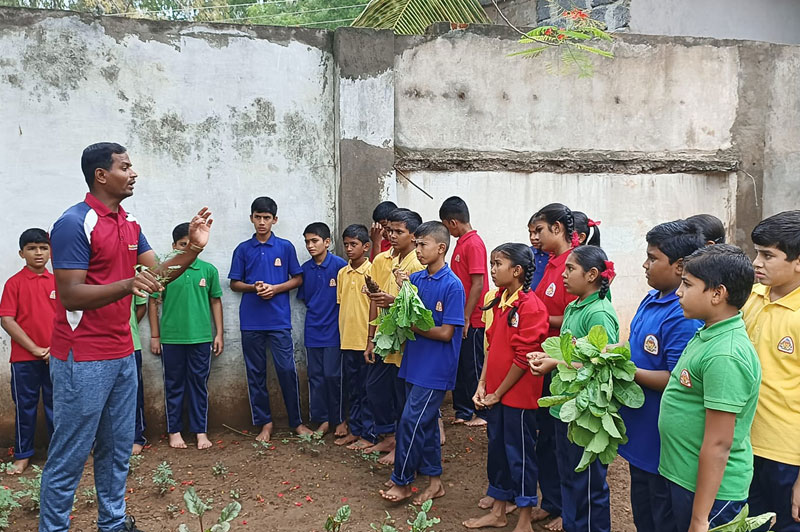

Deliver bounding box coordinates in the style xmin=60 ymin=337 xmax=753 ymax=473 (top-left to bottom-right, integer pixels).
xmin=351 ymin=0 xmax=490 ymax=35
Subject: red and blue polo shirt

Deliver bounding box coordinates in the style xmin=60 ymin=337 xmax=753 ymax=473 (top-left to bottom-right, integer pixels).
xmin=450 ymin=230 xmax=489 ymax=329
xmin=49 ymin=193 xmax=151 ymax=362
xmin=534 ymin=249 xmax=577 ymax=339
xmin=0 ymin=267 xmax=56 ymax=362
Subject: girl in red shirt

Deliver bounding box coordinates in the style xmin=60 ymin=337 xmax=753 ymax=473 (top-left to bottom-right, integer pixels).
xmin=463 ymin=243 xmax=549 ymax=532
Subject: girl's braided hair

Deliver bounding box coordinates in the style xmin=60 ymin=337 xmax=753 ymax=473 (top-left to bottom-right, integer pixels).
xmin=482 ymin=243 xmax=536 ymax=326
xmin=531 ymin=203 xmax=578 ymax=246
xmin=569 ymin=245 xmax=615 ymax=300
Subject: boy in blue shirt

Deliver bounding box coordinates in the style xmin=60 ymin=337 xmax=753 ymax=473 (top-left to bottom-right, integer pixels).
xmin=618 ymin=220 xmax=704 ymax=532
xmin=229 ymin=196 xmax=312 ymax=441
xmin=379 ymin=221 xmax=465 ymax=505
xmin=297 ymin=222 xmax=347 ymax=436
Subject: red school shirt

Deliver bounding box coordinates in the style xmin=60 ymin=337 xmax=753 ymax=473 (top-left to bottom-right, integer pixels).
xmin=485 ymin=288 xmax=550 ymax=409
xmin=534 ymin=249 xmax=577 ymax=339
xmin=0 ymin=268 xmax=56 ymax=362
xmin=451 ymin=230 xmax=489 ymax=329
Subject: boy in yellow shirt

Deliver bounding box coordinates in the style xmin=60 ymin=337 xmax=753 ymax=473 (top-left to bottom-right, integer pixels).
xmin=743 ymin=210 xmax=800 ymax=531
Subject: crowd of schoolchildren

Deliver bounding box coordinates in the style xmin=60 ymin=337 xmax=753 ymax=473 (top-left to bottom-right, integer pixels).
xmin=2 ymin=192 xmax=799 ymax=532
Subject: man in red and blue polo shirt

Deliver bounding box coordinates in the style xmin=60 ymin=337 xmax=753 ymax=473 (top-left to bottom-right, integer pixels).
xmin=40 ymin=143 xmax=213 ymax=532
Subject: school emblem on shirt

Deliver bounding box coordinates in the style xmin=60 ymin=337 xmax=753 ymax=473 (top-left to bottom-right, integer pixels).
xmin=128 ymin=244 xmax=138 ymax=251
xmin=545 ymin=282 xmax=556 ymax=297
xmin=361 ymin=285 xmax=368 ymax=294
xmin=274 ymin=258 xmax=282 ymax=267
xmin=679 ymin=368 xmax=692 ymax=388
xmin=435 ymin=301 xmax=443 ymax=312
xmin=510 ymin=313 xmax=519 ymax=328
xmin=454 ymin=254 xmax=461 ymax=263
xmin=329 ymin=278 xmax=337 ymax=287
xmin=49 ymin=290 xmax=56 ymax=299
xmin=643 ymin=334 xmax=659 ymax=355
xmin=199 ymin=278 xmax=207 ymax=287
xmin=778 ymin=336 xmax=795 ymax=354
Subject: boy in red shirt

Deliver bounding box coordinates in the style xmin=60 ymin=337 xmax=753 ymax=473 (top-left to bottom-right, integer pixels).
xmin=0 ymin=228 xmax=56 ymax=474
xmin=370 ymin=201 xmax=396 ymax=260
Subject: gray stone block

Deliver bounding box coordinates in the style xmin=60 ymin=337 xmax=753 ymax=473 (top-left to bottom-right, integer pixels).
xmin=605 ymin=3 xmax=630 ymax=30
xmin=591 ymin=0 xmax=616 ymax=6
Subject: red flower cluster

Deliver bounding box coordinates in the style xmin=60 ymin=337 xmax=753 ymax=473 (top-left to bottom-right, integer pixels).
xmin=562 ymin=9 xmax=589 ymax=20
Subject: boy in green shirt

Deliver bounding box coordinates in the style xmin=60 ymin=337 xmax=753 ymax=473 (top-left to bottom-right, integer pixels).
xmin=149 ymin=223 xmax=224 ymax=450
xmin=658 ymin=244 xmax=761 ymax=532
xmin=130 ymin=295 xmax=148 ymax=455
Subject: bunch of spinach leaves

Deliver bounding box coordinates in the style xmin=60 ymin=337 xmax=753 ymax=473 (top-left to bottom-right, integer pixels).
xmin=372 ymin=281 xmax=435 ymax=358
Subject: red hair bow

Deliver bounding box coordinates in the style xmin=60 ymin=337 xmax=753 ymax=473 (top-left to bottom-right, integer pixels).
xmin=600 ymin=260 xmax=615 ymax=281
xmin=570 ymin=231 xmax=581 ymax=248
xmin=588 ymin=219 xmax=601 ymax=227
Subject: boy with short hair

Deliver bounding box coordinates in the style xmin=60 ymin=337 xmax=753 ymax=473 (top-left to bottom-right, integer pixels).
xmin=298 ymin=222 xmax=348 ymax=436
xmin=0 ymin=228 xmax=55 ymax=475
xmin=229 ymin=196 xmax=312 ymax=441
xmin=743 ymin=210 xmax=800 ymax=532
xmin=130 ymin=294 xmax=148 ymax=455
xmin=439 ymin=196 xmax=489 ymax=427
xmin=659 ymin=244 xmax=761 ymax=532
xmin=335 ymin=224 xmax=375 ymax=447
xmin=619 ymin=220 xmax=704 ymax=531
xmin=149 ymin=222 xmax=224 ymax=450
xmin=370 ymin=201 xmax=397 ymax=260
xmin=379 ymin=221 xmax=465 ymax=504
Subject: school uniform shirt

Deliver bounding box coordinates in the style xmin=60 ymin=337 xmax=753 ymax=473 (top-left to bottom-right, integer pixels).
xmin=658 ymin=313 xmax=762 ymax=501
xmin=482 ymin=289 xmax=498 ymax=352
xmin=618 ymin=289 xmax=702 ymax=474
xmin=384 ymin=250 xmax=424 ymax=367
xmin=0 ymin=267 xmax=56 ymax=362
xmin=484 ymin=287 xmax=549 ymax=409
xmin=129 ymin=295 xmax=148 ymax=352
xmin=534 ymin=249 xmax=577 ymax=339
xmin=156 ymin=259 xmax=222 ymax=344
xmin=337 ymin=259 xmax=372 ymax=351
xmin=297 ymin=252 xmax=348 ymax=348
xmin=530 ymin=246 xmax=550 ymax=292
xmin=49 ymin=193 xmax=151 ymax=361
xmin=743 ymin=283 xmax=800 ymax=466
xmin=399 ymin=264 xmax=465 ymax=390
xmin=370 ymin=249 xmax=395 ymax=296
xmin=228 ymin=234 xmax=302 ymax=331
xmin=451 ymin=230 xmax=489 ymax=329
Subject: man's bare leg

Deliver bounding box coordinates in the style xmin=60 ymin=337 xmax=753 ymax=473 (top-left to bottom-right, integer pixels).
xmin=196 ymin=433 xmax=212 ymax=450
xmin=463 ymin=499 xmax=508 ymax=529
xmin=5 ymin=458 xmax=29 ymax=475
xmin=169 ymin=432 xmax=188 ymax=449
xmin=379 ymin=483 xmax=413 ymax=502
xmin=255 ymin=422 xmax=273 ymax=442
xmin=413 ymin=476 xmax=445 ymax=506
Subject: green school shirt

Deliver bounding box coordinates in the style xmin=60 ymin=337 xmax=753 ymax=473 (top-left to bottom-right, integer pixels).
xmin=658 ymin=313 xmax=761 ymax=501
xmin=129 ymin=295 xmax=148 ymax=352
xmin=154 ymin=259 xmax=222 ymax=344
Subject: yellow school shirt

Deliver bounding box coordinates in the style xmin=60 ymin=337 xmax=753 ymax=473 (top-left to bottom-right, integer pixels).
xmin=383 ymin=250 xmax=424 ymax=367
xmin=370 ymin=249 xmax=396 ymax=297
xmin=481 ymin=289 xmax=498 ymax=351
xmin=337 ymin=259 xmax=372 ymax=351
xmin=742 ymin=283 xmax=800 ymax=465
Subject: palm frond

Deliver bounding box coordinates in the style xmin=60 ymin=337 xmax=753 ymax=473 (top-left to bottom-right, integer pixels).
xmin=351 ymin=0 xmax=490 ymax=35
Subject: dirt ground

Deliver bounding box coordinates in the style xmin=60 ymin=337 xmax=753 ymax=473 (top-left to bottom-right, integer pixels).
xmin=3 ymin=404 xmax=635 ymax=532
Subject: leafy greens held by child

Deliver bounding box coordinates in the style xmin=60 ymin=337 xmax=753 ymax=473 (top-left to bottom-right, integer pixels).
xmin=372 ymin=280 xmax=435 ymax=358
xmin=537 ymin=325 xmax=645 ymax=472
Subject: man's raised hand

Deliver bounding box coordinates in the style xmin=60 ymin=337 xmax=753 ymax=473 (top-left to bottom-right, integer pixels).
xmin=188 ymin=207 xmax=213 ymax=250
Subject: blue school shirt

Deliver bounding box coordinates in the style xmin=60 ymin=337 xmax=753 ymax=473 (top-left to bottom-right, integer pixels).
xmin=228 ymin=234 xmax=302 ymax=331
xmin=399 ymin=264 xmax=465 ymax=391
xmin=530 ymin=246 xmax=550 ymax=291
xmin=618 ymin=289 xmax=702 ymax=474
xmin=297 ymin=252 xmax=348 ymax=348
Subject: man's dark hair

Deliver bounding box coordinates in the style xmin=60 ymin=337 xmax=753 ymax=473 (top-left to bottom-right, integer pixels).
xmin=414 ymin=221 xmax=451 ymax=253
xmin=251 ymin=196 xmax=278 ymax=216
xmin=81 ymin=143 xmax=127 ymax=189
xmin=646 ymin=220 xmax=706 ymax=264
xmin=751 ymin=210 xmax=800 ymax=261
xmin=172 ymin=223 xmax=190 ymax=244
xmin=372 ymin=201 xmax=398 ymax=223
xmin=19 ymin=228 xmax=49 ymax=250
xmin=342 ymin=224 xmax=370 ymax=244
xmin=683 ymin=244 xmax=755 ymax=309
xmin=438 ymin=196 xmax=470 ymax=224
xmin=686 ymin=214 xmax=726 ymax=244
xmin=304 ymin=222 xmax=331 ymax=241
xmin=387 ymin=208 xmax=422 ymax=233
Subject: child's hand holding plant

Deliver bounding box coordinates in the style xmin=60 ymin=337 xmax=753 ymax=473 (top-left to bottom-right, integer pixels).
xmin=527 ymin=351 xmax=559 ymax=376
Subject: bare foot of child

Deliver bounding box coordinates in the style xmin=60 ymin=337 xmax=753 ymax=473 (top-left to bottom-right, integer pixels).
xmin=335 ymin=434 xmax=358 ymax=446
xmin=256 ymin=422 xmax=273 ymax=442
xmin=465 ymin=416 xmax=487 ymax=427
xmin=543 ymin=516 xmax=563 ymax=531
xmin=452 ymin=417 xmax=466 ymax=425
xmin=379 ymin=483 xmax=413 ymax=502
xmin=197 ymin=433 xmax=213 ymax=450
xmin=5 ymin=458 xmax=29 ymax=475
xmin=530 ymin=507 xmax=551 ymax=522
xmin=346 ymin=438 xmax=373 ymax=450
xmin=439 ymin=418 xmax=446 ymax=446
xmin=131 ymin=443 xmax=144 ymax=456
xmin=295 ymin=424 xmax=314 ymax=436
xmin=506 ymin=502 xmax=518 ymax=514
xmin=365 ymin=436 xmax=395 ymax=454
xmin=413 ymin=477 xmax=445 ymax=506
xmin=334 ymin=421 xmax=348 ymax=437
xmin=378 ymin=449 xmax=395 ymax=465
xmin=478 ymin=495 xmax=494 ymax=509
xmin=463 ymin=504 xmax=508 ymax=529
xmin=513 ymin=507 xmax=534 ymax=532
xmin=169 ymin=433 xmax=188 ymax=449
xmin=317 ymin=422 xmax=330 ymax=435
xmin=384 ymin=479 xmax=394 ymax=488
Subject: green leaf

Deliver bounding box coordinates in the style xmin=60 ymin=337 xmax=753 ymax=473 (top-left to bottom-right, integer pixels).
xmin=601 ymin=413 xmax=621 ymax=439
xmin=542 ymin=336 xmax=564 ymax=361
xmin=708 ymin=505 xmax=748 ymax=531
xmin=744 ymin=511 xmax=776 ymax=531
xmin=550 ymin=373 xmax=569 ymax=395
xmin=538 ymin=394 xmax=572 ymax=408
xmin=421 ymin=499 xmax=433 ymax=512
xmin=559 ymin=366 xmax=578 ymax=382
xmin=613 ymin=380 xmax=645 ymax=408
xmin=336 ymin=505 xmax=352 ymax=523
xmin=507 ymin=46 xmax=549 ymax=59
xmin=571 ymin=43 xmax=615 ymax=58
xmin=568 ymin=423 xmax=594 ymax=447
xmin=210 ymin=523 xmax=230 ymax=532
xmin=184 ymin=487 xmax=206 ymax=517
xmin=352 ymin=0 xmax=490 ymax=35
xmin=178 ymin=525 xmax=190 ymax=532
xmin=586 ymin=428 xmax=609 ymax=453
xmin=218 ymin=501 xmax=241 ymax=523
xmin=598 ymin=441 xmax=618 ymax=464
xmin=575 ymin=410 xmax=602 ymax=433
xmin=587 ymin=325 xmax=608 ymax=350
xmin=575 ymin=449 xmax=595 ymax=472
xmin=559 ymin=399 xmax=579 ymax=422
xmin=610 ymin=363 xmax=635 ymax=382
xmin=560 ymin=333 xmax=576 ymax=365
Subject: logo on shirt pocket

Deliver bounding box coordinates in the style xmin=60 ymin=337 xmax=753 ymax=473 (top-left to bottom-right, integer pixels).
xmin=778 ymin=336 xmax=795 ymax=354
xmin=274 ymin=258 xmax=282 ymax=267
xmin=644 ymin=334 xmax=659 ymax=355
xmin=435 ymin=301 xmax=443 ymax=312
xmin=49 ymin=290 xmax=56 ymax=299
xmin=329 ymin=279 xmax=337 ymax=287
xmin=128 ymin=244 xmax=138 ymax=251
xmin=454 ymin=254 xmax=461 ymax=262
xmin=199 ymin=278 xmax=207 ymax=287
xmin=679 ymin=368 xmax=692 ymax=388
xmin=545 ymin=282 xmax=556 ymax=297
xmin=510 ymin=313 xmax=519 ymax=328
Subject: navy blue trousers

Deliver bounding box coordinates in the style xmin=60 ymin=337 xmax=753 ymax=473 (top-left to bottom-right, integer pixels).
xmin=486 ymin=404 xmax=539 ymax=507
xmin=133 ymin=350 xmax=147 ymax=445
xmin=241 ymin=329 xmax=303 ymax=428
xmin=342 ymin=349 xmax=376 ymax=442
xmin=366 ymin=356 xmax=402 ymax=435
xmin=10 ymin=360 xmax=53 ymax=460
xmin=749 ymin=455 xmax=800 ymax=532
xmin=537 ymin=373 xmax=563 ymax=517
xmin=554 ymin=418 xmax=610 ymax=532
xmin=307 ymin=346 xmax=344 ymax=426
xmin=452 ymin=327 xmax=485 ymax=421
xmin=161 ymin=343 xmax=212 ymax=434
xmin=629 ymin=464 xmax=675 ymax=532
xmin=391 ymin=384 xmax=445 ymax=486
xmin=668 ymin=480 xmax=745 ymax=531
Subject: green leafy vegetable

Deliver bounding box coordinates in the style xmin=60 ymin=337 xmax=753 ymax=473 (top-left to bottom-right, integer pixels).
xmin=537 ymin=325 xmax=645 ymax=471
xmin=708 ymin=504 xmax=775 ymax=531
xmin=372 ymin=281 xmax=435 ymax=358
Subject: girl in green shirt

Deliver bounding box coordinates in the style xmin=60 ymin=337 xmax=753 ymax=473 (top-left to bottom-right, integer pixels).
xmin=530 ymin=245 xmax=619 ymax=532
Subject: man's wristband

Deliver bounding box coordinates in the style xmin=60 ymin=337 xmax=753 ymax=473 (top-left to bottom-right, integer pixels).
xmin=188 ymin=242 xmax=204 ymax=253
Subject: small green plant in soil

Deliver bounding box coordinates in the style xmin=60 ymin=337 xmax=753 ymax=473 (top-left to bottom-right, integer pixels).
xmin=0 ymin=484 xmax=22 ymax=531
xmin=324 ymin=504 xmax=351 ymax=532
xmin=178 ymin=486 xmax=241 ymax=532
xmin=252 ymin=440 xmax=274 ymax=457
xmin=128 ymin=454 xmax=144 ymax=476
xmin=166 ymin=503 xmax=180 ymax=517
xmin=14 ymin=465 xmax=42 ymax=511
xmin=81 ymin=487 xmax=97 ymax=506
xmin=709 ymin=505 xmax=775 ymax=531
xmin=360 ymin=451 xmax=381 ymax=463
xmin=152 ymin=461 xmax=177 ymax=495
xmin=211 ymin=461 xmax=228 ymax=477
xmin=371 ymin=500 xmax=440 ymax=532
xmin=228 ymin=489 xmax=240 ymax=501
